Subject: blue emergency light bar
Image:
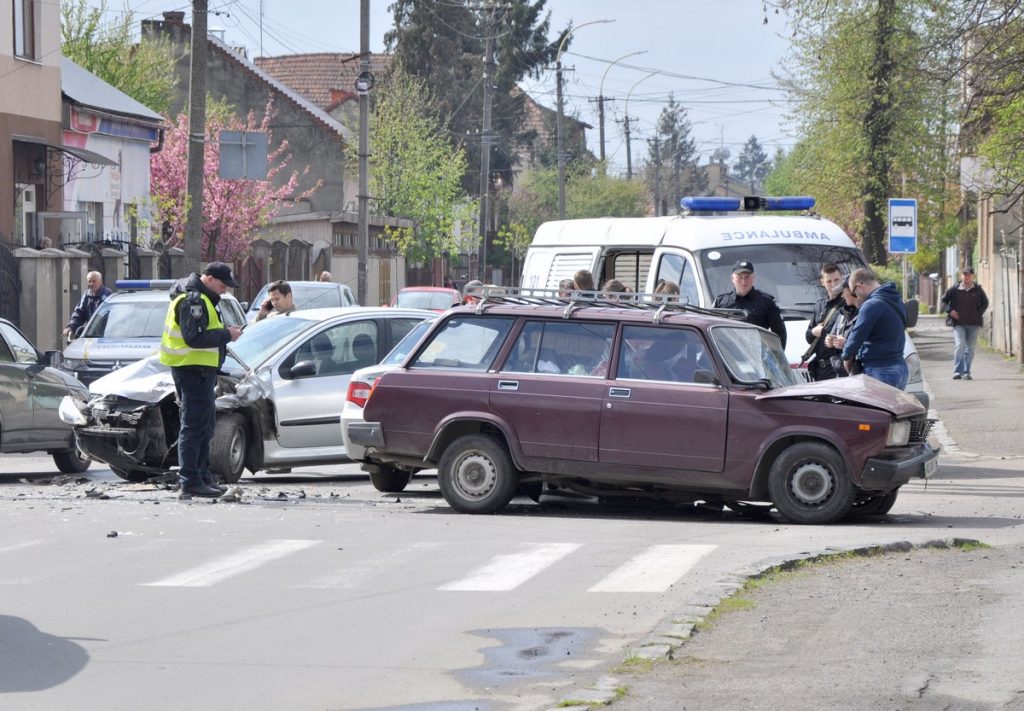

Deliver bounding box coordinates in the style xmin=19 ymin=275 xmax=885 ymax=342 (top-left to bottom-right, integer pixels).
xmin=680 ymin=197 xmax=741 ymax=211
xmin=681 ymin=195 xmax=816 ymax=212
xmin=115 ymin=279 xmax=176 ymax=290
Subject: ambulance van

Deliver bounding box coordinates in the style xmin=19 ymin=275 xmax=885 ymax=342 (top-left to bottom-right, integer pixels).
xmin=520 ymin=196 xmax=927 ymax=406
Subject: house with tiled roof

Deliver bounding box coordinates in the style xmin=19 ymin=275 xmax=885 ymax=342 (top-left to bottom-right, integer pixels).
xmin=140 ymin=12 xmax=409 ymax=305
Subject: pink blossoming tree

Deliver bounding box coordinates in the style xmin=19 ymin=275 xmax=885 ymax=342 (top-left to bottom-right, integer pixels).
xmin=150 ymin=100 xmax=320 ymax=260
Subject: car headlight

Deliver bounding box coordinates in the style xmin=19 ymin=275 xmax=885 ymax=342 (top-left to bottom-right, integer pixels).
xmin=905 ymin=352 xmax=922 ymax=385
xmin=63 ymin=358 xmax=83 ymax=371
xmin=886 ymin=419 xmax=911 ymax=446
xmin=58 ymin=395 xmax=88 ymax=426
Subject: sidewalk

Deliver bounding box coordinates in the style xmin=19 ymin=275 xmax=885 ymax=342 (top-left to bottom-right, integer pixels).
xmin=592 ymin=314 xmax=1024 ymax=711
xmin=911 ymin=314 xmax=1024 ymax=459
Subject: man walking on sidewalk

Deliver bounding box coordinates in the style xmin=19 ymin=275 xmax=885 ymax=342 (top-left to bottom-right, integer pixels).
xmin=941 ymin=266 xmax=989 ymax=380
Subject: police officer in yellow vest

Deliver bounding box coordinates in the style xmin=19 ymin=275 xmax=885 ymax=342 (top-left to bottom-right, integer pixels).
xmin=160 ymin=262 xmax=243 ymax=497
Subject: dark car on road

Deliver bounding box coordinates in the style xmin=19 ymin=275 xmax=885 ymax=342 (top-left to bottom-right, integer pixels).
xmin=1 ymin=318 xmax=90 ymax=473
xmin=349 ymin=288 xmax=938 ymax=524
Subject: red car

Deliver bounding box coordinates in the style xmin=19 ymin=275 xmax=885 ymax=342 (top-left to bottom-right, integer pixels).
xmin=390 ymin=287 xmax=462 ymax=312
xmin=349 ymin=288 xmax=938 ymax=524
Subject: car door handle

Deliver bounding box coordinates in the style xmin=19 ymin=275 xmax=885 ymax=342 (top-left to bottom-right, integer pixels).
xmin=608 ymin=387 xmax=631 ymax=398
xmin=497 ymin=380 xmax=519 ymax=391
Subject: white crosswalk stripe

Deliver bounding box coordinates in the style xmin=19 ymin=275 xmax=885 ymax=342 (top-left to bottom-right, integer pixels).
xmin=589 ymin=543 xmax=716 ymax=593
xmin=439 ymin=542 xmax=583 ymax=591
xmin=142 ymin=539 xmax=319 ymax=587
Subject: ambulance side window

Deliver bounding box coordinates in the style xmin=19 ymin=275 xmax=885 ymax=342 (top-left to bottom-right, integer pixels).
xmin=655 ymin=253 xmax=701 ymax=305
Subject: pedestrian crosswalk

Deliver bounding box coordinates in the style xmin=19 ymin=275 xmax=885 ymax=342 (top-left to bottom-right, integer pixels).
xmin=1 ymin=537 xmax=717 ymax=594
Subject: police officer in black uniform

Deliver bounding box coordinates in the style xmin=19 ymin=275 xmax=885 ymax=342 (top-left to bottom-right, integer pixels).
xmin=713 ymin=260 xmax=786 ymax=347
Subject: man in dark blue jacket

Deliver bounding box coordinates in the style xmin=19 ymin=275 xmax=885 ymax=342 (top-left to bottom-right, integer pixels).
xmin=63 ymin=271 xmax=111 ymax=340
xmin=841 ymin=268 xmax=908 ymax=389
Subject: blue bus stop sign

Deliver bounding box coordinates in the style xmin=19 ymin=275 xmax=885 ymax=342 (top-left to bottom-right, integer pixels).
xmin=888 ymin=198 xmax=917 ymax=254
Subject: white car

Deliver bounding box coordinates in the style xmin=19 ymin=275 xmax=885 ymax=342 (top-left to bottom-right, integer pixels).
xmin=341 ymin=317 xmax=436 ymax=491
xmin=244 ymin=280 xmax=358 ymax=324
xmin=62 ymin=281 xmax=246 ymax=386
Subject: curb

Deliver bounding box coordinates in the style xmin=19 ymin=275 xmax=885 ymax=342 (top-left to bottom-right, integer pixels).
xmin=552 ymin=537 xmax=983 ymax=709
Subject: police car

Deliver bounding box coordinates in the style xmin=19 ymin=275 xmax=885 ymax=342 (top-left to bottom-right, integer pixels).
xmin=61 ymin=280 xmax=246 ymax=386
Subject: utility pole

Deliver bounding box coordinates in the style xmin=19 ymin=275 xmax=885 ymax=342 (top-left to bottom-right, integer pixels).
xmin=593 ymin=95 xmax=608 ymax=162
xmin=623 ymin=115 xmax=634 ymax=181
xmin=623 ymin=71 xmax=655 ymax=183
xmin=356 ymin=0 xmax=369 ymax=305
xmin=593 ymin=50 xmax=646 ymax=166
xmin=653 ymin=135 xmax=662 ymax=215
xmin=477 ymin=2 xmax=495 ymax=282
xmin=184 ymin=0 xmax=208 ymax=273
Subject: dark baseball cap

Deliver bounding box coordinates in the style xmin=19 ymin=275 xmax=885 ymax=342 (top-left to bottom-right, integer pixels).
xmin=732 ymin=260 xmax=755 ymax=273
xmin=203 ymin=261 xmax=239 ymax=287
xmin=962 ymin=266 xmax=975 ymax=275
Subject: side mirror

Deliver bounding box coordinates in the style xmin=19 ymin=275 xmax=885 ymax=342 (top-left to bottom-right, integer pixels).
xmin=240 ymin=301 xmax=249 ymax=311
xmin=74 ymin=326 xmax=85 ymax=339
xmin=904 ymin=299 xmax=919 ymax=328
xmin=45 ymin=350 xmax=64 ymax=369
xmin=289 ymin=360 xmax=318 ymax=379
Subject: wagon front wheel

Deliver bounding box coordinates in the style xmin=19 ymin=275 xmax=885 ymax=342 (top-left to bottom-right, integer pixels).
xmin=768 ymin=441 xmax=855 ymax=524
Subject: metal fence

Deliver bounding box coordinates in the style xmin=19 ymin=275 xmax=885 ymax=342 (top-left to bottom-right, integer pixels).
xmin=0 ymin=240 xmax=20 ymax=325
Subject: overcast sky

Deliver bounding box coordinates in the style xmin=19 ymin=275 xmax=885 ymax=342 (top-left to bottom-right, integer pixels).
xmin=108 ymin=1 xmax=795 ymax=175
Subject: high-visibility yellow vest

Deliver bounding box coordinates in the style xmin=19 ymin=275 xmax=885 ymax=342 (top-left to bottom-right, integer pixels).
xmin=159 ymin=291 xmax=224 ymax=367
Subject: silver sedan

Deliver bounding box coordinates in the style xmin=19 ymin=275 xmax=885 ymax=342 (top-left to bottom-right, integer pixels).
xmin=63 ymin=307 xmax=432 ymax=482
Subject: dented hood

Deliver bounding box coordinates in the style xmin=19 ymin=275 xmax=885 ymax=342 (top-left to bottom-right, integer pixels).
xmin=756 ymin=374 xmax=926 ymax=417
xmin=88 ymin=354 xmax=175 ymax=401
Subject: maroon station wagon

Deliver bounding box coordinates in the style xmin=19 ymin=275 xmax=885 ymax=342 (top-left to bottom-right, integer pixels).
xmin=349 ymin=288 xmax=938 ymax=524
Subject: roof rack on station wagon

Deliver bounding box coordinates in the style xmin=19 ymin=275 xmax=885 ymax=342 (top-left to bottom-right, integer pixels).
xmin=465 ymin=285 xmax=747 ymax=324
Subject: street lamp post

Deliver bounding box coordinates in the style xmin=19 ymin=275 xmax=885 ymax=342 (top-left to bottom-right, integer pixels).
xmin=623 ymin=71 xmax=656 ymax=181
xmin=597 ymin=50 xmax=646 ymax=164
xmin=556 ymin=19 xmax=612 ymax=219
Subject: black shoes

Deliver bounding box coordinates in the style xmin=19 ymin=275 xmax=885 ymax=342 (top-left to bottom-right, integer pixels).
xmin=953 ymin=373 xmax=973 ymax=380
xmin=964 ymin=373 xmax=973 ymax=380
xmin=203 ymin=479 xmax=228 ymax=493
xmin=953 ymin=373 xmax=962 ymax=380
xmin=180 ymin=482 xmax=224 ymax=498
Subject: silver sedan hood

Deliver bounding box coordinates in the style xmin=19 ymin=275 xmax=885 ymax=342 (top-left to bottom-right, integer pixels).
xmin=88 ymin=354 xmax=175 ymax=401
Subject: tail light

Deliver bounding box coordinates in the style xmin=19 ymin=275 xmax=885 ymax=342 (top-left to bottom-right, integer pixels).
xmin=346 ymin=376 xmax=382 ymax=408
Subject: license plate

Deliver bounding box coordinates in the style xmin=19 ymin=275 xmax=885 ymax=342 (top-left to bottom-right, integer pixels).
xmin=924 ymin=457 xmax=938 ymax=479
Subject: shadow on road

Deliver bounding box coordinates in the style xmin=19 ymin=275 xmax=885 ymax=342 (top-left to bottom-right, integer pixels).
xmin=0 ymin=615 xmax=90 ymax=693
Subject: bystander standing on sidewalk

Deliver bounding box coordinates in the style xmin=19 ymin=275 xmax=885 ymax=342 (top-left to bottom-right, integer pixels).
xmin=940 ymin=266 xmax=989 ymax=380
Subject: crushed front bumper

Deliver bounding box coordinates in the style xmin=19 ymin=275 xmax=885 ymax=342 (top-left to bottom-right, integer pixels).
xmin=860 ymin=443 xmax=939 ymax=490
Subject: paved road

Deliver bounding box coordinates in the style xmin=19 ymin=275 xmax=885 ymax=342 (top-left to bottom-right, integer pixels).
xmin=1 ymin=316 xmax=1021 ymax=711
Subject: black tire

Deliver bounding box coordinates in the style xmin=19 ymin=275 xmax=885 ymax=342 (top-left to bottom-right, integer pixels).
xmin=110 ymin=466 xmax=150 ymax=483
xmin=437 ymin=434 xmax=518 ymax=514
xmin=849 ymin=488 xmax=900 ymax=517
xmin=53 ymin=448 xmax=91 ymax=474
xmin=767 ymin=441 xmax=855 ymax=524
xmin=370 ymin=465 xmax=412 ymax=493
xmin=210 ymin=413 xmax=247 ymax=484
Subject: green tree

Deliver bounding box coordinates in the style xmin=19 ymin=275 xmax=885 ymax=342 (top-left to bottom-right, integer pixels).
xmin=644 ymin=96 xmax=707 ymax=214
xmin=505 ymin=165 xmax=647 ymax=239
xmin=734 ymin=135 xmax=771 ymax=192
xmin=776 ymin=0 xmax=962 ymax=266
xmin=61 ymin=0 xmax=177 ymax=115
xmin=385 ymin=0 xmax=560 ymax=190
xmin=365 ymin=67 xmax=474 ymax=264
